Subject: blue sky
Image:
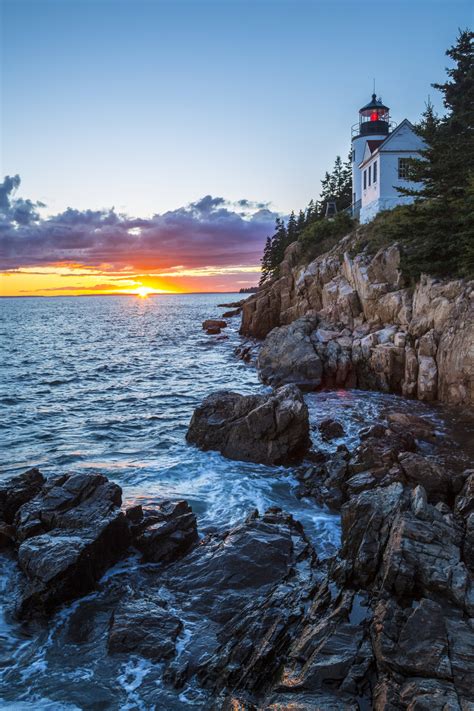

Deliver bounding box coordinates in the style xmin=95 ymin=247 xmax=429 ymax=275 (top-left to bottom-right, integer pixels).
xmin=2 ymin=0 xmax=471 ymax=218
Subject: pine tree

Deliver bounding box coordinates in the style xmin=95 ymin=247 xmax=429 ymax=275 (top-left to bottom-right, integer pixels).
xmin=287 ymin=211 xmax=297 ymax=243
xmin=297 ymin=209 xmax=306 ymax=233
xmin=400 ymin=29 xmax=473 ymax=201
xmin=259 ymin=236 xmax=273 ymax=285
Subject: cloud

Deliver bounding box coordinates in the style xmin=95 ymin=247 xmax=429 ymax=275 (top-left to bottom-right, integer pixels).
xmin=0 ymin=176 xmax=279 ymax=273
xmin=0 ymin=174 xmax=45 ymax=227
xmin=29 ymin=282 xmax=128 ymax=293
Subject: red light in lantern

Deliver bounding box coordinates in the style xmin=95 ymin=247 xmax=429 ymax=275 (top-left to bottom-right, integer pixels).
xmin=370 ymin=111 xmax=378 ymax=122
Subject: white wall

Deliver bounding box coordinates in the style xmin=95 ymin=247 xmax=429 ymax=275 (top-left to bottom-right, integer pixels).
xmin=361 ymin=157 xmax=380 ymax=208
xmin=351 ymin=131 xmax=387 ymax=204
xmin=379 ymin=151 xmax=423 ymax=198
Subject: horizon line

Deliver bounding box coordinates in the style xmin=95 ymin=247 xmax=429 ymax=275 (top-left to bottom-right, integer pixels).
xmin=0 ymin=290 xmax=255 ymax=298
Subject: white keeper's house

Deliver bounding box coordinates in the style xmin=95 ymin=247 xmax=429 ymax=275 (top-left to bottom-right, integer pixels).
xmin=351 ymin=94 xmax=425 ymax=224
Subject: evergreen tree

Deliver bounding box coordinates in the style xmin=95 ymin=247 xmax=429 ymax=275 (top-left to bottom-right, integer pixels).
xmin=297 ymin=209 xmax=306 ymax=233
xmin=287 ymin=211 xmax=297 ymax=243
xmin=400 ymin=29 xmax=473 ymax=200
xmin=259 ymin=236 xmax=273 ymax=285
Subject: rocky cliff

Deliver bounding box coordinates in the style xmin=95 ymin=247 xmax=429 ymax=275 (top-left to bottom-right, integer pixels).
xmin=240 ymin=236 xmax=473 ymax=406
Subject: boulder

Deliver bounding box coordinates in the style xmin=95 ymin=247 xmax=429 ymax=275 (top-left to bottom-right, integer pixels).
xmin=186 ymin=385 xmax=310 ymax=465
xmin=258 ymin=318 xmax=322 ymax=389
xmin=17 ymin=517 xmax=130 ymax=618
xmin=318 ymin=418 xmax=345 ymax=441
xmin=14 ymin=472 xmax=123 ymax=542
xmin=386 ymin=411 xmax=436 ymax=442
xmin=0 ymin=468 xmax=45 ymax=524
xmin=131 ymin=500 xmax=198 ymax=564
xmin=108 ymin=596 xmax=183 ymax=661
xmin=398 ymin=452 xmax=455 ymax=500
xmin=6 ymin=472 xmax=131 ymax=618
xmin=202 ymin=319 xmax=227 ymax=330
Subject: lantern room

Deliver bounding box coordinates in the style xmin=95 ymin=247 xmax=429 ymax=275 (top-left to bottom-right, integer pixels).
xmin=358 ymin=94 xmax=390 ymax=136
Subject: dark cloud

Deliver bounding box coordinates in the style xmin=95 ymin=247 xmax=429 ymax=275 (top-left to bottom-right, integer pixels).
xmin=0 ymin=175 xmax=44 ymax=228
xmin=0 ymin=176 xmax=278 ymax=272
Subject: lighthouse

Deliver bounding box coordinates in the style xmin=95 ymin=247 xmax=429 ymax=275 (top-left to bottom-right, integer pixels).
xmin=351 ymin=94 xmax=391 ymax=214
xmin=351 ymin=93 xmax=425 ymax=223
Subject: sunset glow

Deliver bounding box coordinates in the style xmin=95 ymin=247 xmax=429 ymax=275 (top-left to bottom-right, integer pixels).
xmin=0 ymin=187 xmax=270 ymax=296
xmin=135 ymin=286 xmax=157 ymax=298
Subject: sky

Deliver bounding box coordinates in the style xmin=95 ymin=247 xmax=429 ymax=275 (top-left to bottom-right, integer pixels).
xmin=0 ymin=0 xmax=471 ymax=296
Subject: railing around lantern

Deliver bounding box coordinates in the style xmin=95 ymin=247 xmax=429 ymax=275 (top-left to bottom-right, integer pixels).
xmin=351 ymin=120 xmax=397 ymax=138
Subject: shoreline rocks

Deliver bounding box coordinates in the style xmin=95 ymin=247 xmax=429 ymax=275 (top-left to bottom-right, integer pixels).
xmin=1 ymin=408 xmax=473 ymax=709
xmin=186 ymin=384 xmax=310 ymax=464
xmin=0 ymin=471 xmax=199 ymax=620
xmin=240 ymin=240 xmax=473 ymax=406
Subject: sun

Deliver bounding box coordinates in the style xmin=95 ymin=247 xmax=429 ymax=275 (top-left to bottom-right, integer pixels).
xmin=135 ymin=286 xmax=155 ymax=298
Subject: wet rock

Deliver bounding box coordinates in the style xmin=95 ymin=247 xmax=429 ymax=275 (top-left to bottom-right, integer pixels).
xmin=372 ymin=597 xmax=474 ymax=703
xmin=14 ymin=472 xmax=123 ymax=542
xmin=386 ymin=411 xmax=437 ymax=442
xmin=398 ymin=451 xmax=456 ymax=500
xmin=186 ymin=385 xmax=310 ymax=464
xmin=0 ymin=521 xmax=15 ymax=549
xmin=349 ymin=426 xmax=416 ymax=479
xmin=296 ymin=450 xmax=348 ymax=510
xmin=16 ymin=516 xmax=130 ymax=618
xmin=108 ymin=596 xmax=183 ymax=661
xmin=340 ymin=483 xmax=405 ymax=587
xmin=222 ymin=309 xmax=241 ymax=318
xmin=318 ymin=418 xmax=345 ymax=440
xmin=0 ymin=468 xmax=45 ymax=524
xmin=133 ymin=500 xmax=198 ymax=564
xmin=258 ymin=317 xmax=322 ymax=389
xmin=9 ymin=473 xmax=131 ymax=618
xmin=182 ymin=509 xmax=318 ymax=690
xmin=125 ymin=504 xmax=143 ymax=523
xmin=381 ymin=491 xmax=471 ymax=612
xmin=203 ymin=319 xmax=227 ymax=330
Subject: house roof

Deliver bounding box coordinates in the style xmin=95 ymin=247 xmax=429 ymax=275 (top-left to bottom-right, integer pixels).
xmin=367 ymin=140 xmax=384 ymax=153
xmin=358 ymin=119 xmax=421 ymax=167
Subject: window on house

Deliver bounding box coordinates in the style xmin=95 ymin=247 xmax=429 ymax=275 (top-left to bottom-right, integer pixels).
xmin=352 ymin=149 xmax=355 ymax=162
xmin=368 ymin=165 xmax=372 ymax=186
xmin=373 ymin=160 xmax=377 ymax=182
xmin=398 ymin=158 xmax=410 ymax=179
xmin=363 ymin=170 xmax=367 ymax=190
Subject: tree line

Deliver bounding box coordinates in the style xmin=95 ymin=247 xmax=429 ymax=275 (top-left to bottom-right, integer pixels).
xmin=260 ymin=155 xmax=352 ymax=284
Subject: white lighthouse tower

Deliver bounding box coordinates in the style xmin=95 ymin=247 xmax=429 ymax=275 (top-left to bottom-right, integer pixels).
xmin=351 ymin=94 xmax=391 ymax=216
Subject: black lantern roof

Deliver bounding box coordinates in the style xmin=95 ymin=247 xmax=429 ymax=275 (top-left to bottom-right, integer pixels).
xmin=360 ymin=93 xmax=389 ymax=113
